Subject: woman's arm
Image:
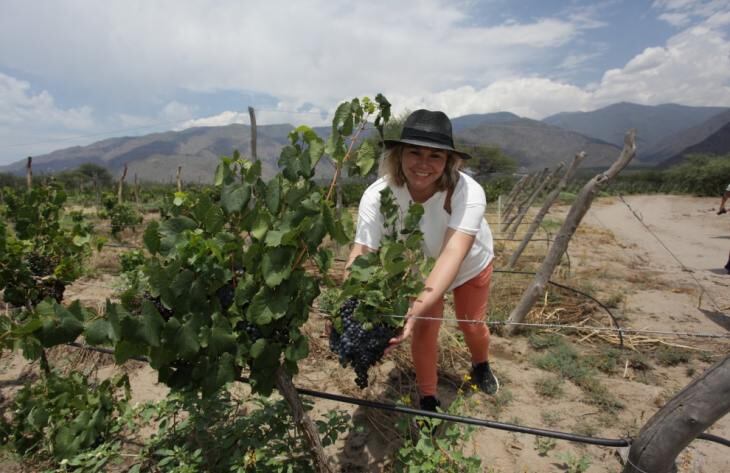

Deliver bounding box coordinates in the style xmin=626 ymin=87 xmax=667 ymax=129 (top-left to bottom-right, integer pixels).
xmin=345 ymin=242 xmax=375 ymax=270
xmin=387 ymin=228 xmax=475 ymax=349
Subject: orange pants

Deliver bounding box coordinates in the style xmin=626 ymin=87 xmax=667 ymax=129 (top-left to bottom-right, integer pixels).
xmin=411 ymin=262 xmax=493 ymax=397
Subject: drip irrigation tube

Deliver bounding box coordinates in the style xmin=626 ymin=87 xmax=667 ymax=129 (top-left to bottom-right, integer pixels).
xmin=63 ymin=342 xmax=729 ymax=449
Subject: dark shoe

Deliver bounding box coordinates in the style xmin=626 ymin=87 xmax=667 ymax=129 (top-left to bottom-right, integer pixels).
xmin=718 ymin=208 xmax=727 ymax=215
xmin=725 ymin=262 xmax=730 ymax=274
xmin=416 ymin=396 xmax=441 ymax=434
xmin=419 ymin=395 xmax=441 ymax=412
xmin=470 ymin=361 xmax=499 ymax=395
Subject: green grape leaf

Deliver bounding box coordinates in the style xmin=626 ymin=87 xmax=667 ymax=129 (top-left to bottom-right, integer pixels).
xmin=248 ymin=287 xmax=289 ymax=324
xmin=322 ymin=202 xmax=349 ymax=245
xmin=221 ymin=182 xmax=251 ymax=214
xmin=265 ymin=176 xmax=282 ymax=214
xmin=176 ymin=321 xmax=201 ymax=360
xmin=85 ymin=319 xmax=113 ymax=346
xmin=209 ymin=326 xmax=236 ymax=358
xmin=261 ymin=246 xmax=296 ymax=287
xmin=140 ymin=300 xmax=165 ymax=347
xmin=250 ymin=338 xmax=267 ymax=358
xmin=284 ymin=334 xmax=309 ymax=362
xmin=143 ymin=221 xmax=161 ymax=255
xmin=354 ymin=141 xmax=376 ymax=176
xmin=114 ymin=340 xmax=147 ymax=364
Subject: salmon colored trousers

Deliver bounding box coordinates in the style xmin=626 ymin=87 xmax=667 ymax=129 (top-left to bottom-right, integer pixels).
xmin=411 ymin=262 xmax=493 ymax=397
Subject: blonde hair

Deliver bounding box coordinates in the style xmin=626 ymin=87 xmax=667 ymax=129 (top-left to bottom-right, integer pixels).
xmin=379 ymin=144 xmax=462 ymax=191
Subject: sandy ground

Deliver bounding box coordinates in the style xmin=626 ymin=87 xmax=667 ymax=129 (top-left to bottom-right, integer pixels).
xmin=1 ymin=194 xmax=729 ymax=472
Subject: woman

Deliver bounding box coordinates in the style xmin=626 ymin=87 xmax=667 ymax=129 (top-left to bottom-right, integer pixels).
xmin=346 ymin=109 xmax=498 ymax=411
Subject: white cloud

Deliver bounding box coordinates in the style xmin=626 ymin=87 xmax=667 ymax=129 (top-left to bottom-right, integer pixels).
xmin=1 ymin=0 xmax=729 ymax=164
xmin=0 ymin=73 xmax=94 ymax=129
xmin=653 ymin=0 xmax=730 ymax=25
xmin=0 ymin=0 xmax=588 ymax=111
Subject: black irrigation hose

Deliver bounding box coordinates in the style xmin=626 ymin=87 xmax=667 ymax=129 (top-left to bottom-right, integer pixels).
xmin=64 ymin=342 xmax=729 ymax=449
xmin=493 ymin=269 xmax=624 ymax=347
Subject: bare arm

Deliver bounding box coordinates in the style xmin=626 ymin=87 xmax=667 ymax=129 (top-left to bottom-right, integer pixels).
xmin=387 ymin=228 xmax=475 ymax=349
xmin=345 ymin=242 xmax=375 ymax=270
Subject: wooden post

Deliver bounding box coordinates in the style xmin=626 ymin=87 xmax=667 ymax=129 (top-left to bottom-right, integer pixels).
xmin=622 ymin=354 xmax=730 ymax=473
xmin=275 ymin=368 xmax=334 ymax=473
xmin=504 ymin=131 xmax=636 ymax=335
xmin=507 ymin=152 xmax=585 ymax=269
xmin=176 ymin=166 xmax=182 ymax=192
xmin=26 ymin=156 xmax=32 ymax=190
xmin=506 ymin=163 xmax=565 ymax=240
xmin=502 ymin=174 xmax=528 ymax=213
xmin=501 ymin=174 xmax=533 ymax=223
xmin=117 ymin=164 xmax=128 ymax=205
xmin=248 ymin=106 xmax=258 ymax=162
xmin=502 ymin=168 xmax=549 ymax=233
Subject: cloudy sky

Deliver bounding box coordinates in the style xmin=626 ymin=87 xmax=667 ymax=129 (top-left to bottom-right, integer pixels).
xmin=1 ymin=0 xmax=729 ymax=165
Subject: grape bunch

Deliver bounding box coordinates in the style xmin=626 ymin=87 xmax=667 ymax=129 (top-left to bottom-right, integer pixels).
xmin=329 ymin=298 xmax=397 ymax=389
xmin=216 ymin=283 xmax=235 ymax=312
xmin=37 ymin=279 xmax=65 ymax=303
xmin=216 ymin=267 xmax=245 ymax=312
xmin=27 ymin=253 xmax=56 ymax=277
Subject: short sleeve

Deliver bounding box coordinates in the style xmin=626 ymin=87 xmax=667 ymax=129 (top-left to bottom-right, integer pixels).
xmin=354 ymin=182 xmax=385 ymax=250
xmin=448 ymin=176 xmax=486 ymax=235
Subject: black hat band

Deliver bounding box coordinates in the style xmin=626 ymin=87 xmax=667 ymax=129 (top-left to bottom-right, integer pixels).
xmin=400 ymin=127 xmax=454 ymax=148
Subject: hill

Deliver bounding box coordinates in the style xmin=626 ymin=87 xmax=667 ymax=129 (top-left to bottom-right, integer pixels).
xmin=542 ymin=102 xmax=728 ymax=155
xmin=0 ymin=124 xmax=298 ymax=183
xmin=659 ymin=120 xmax=730 ymax=167
xmin=457 ymin=118 xmax=622 ymax=169
xmin=642 ymin=109 xmax=730 ymax=164
xmin=7 ymin=102 xmax=729 ymax=180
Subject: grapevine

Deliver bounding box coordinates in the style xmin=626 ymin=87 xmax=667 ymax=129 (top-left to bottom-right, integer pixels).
xmin=0 ymin=183 xmax=94 ymax=309
xmin=328 ymin=187 xmax=433 ymax=388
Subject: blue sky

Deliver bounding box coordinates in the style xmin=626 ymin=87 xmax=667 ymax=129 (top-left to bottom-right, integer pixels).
xmin=1 ymin=0 xmax=729 ymax=165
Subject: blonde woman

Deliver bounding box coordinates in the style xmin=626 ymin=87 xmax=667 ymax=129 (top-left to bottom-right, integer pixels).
xmin=346 ymin=109 xmax=498 ymax=411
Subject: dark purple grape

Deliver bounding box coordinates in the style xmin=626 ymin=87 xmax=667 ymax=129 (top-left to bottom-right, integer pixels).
xmin=329 ymin=298 xmax=396 ymax=389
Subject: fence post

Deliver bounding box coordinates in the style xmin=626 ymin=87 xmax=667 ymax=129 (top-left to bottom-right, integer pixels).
xmin=248 ymin=106 xmax=258 ymax=162
xmin=117 ymin=164 xmax=128 ymax=205
xmin=506 ymin=163 xmax=565 ymax=240
xmin=622 ymin=354 xmax=730 ymax=473
xmin=504 ymin=131 xmax=636 ymax=335
xmin=26 ymin=156 xmax=33 ymax=190
xmin=507 ymin=152 xmax=585 ymax=268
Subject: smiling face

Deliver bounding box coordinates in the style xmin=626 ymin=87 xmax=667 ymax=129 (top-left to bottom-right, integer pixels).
xmin=400 ymin=145 xmax=449 ymax=202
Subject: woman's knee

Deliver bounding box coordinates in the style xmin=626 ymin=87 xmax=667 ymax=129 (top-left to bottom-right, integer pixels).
xmin=458 ymin=322 xmax=488 ymax=339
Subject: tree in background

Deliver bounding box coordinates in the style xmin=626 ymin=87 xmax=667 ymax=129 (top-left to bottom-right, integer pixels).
xmin=55 ymin=163 xmax=113 ymax=191
xmin=459 ymin=144 xmax=518 ymax=179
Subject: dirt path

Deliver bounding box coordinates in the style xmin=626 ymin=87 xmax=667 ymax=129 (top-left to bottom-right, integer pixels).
xmin=585 ymin=195 xmax=730 ymax=335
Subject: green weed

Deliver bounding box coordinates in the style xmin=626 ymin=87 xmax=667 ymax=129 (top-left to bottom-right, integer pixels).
xmin=534 ymin=376 xmax=564 ymax=398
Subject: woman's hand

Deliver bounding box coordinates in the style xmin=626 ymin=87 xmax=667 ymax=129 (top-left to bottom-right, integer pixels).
xmin=384 ymin=314 xmax=416 ymax=355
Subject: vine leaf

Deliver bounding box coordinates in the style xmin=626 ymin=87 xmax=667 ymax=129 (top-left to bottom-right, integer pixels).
xmin=221 ymin=182 xmax=251 ymax=214
xmin=261 ymin=246 xmax=296 ymax=287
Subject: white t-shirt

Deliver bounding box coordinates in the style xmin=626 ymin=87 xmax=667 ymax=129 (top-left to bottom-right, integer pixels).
xmin=354 ymin=171 xmax=494 ymax=291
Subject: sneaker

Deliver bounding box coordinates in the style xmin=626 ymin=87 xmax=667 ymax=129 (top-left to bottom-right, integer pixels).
xmin=419 ymin=395 xmax=441 ymax=412
xmin=718 ymin=208 xmax=727 ymax=215
xmin=470 ymin=361 xmax=500 ymax=395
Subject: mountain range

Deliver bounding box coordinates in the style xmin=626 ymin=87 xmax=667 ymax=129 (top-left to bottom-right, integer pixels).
xmin=1 ymin=102 xmax=729 ymax=182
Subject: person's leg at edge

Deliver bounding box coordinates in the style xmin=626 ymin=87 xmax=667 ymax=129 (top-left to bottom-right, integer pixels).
xmin=411 ymin=297 xmax=444 ymax=410
xmin=453 ymin=262 xmax=497 ymax=393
